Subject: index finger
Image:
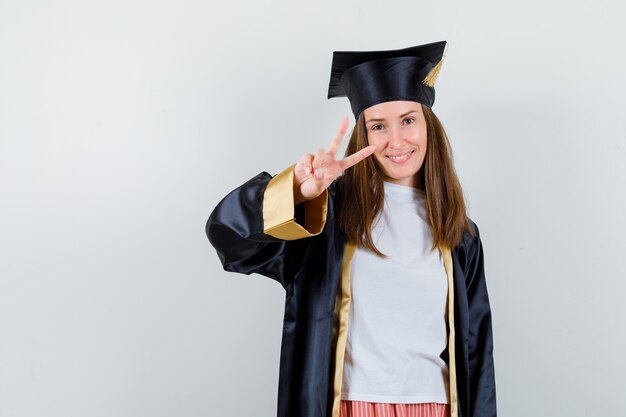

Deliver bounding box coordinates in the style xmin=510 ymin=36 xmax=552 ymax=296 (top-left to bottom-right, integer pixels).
xmin=327 ymin=116 xmax=350 ymax=156
xmin=339 ymin=145 xmax=376 ymax=171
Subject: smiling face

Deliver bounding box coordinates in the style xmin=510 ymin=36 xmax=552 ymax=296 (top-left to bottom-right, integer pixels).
xmin=363 ymin=100 xmax=427 ymax=188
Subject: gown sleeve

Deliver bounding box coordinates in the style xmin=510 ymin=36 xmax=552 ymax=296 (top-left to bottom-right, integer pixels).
xmin=464 ymin=221 xmax=498 ymax=417
xmin=205 ymin=164 xmax=328 ymax=289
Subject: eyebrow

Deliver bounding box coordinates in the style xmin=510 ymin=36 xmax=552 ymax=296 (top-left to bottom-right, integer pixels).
xmin=365 ymin=110 xmax=418 ymax=124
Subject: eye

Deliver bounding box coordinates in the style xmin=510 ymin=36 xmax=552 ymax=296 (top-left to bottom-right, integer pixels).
xmin=371 ymin=124 xmax=384 ymax=131
xmin=403 ymin=117 xmax=415 ymax=125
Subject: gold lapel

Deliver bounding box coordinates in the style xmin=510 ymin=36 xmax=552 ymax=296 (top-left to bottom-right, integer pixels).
xmin=441 ymin=246 xmax=458 ymax=417
xmin=330 ymin=242 xmax=356 ymax=417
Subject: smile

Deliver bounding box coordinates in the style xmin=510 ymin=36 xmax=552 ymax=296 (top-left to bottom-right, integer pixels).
xmin=386 ymin=151 xmax=414 ymax=163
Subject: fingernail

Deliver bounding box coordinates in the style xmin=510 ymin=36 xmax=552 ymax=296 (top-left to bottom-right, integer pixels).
xmin=305 ymin=167 xmax=311 ymax=175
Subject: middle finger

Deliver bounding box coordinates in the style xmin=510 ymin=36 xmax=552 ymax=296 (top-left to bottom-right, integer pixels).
xmin=327 ymin=116 xmax=349 ymax=156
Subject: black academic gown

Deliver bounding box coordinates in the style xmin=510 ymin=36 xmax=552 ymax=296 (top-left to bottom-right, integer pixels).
xmin=206 ymin=165 xmax=497 ymax=417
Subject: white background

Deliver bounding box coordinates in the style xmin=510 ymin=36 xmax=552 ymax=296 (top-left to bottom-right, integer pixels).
xmin=1 ymin=0 xmax=625 ymax=416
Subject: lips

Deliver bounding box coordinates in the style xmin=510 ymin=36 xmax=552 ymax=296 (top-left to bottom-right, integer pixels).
xmin=386 ymin=150 xmax=414 ymax=163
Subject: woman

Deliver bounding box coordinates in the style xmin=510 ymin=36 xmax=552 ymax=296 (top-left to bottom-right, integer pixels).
xmin=206 ymin=41 xmax=497 ymax=417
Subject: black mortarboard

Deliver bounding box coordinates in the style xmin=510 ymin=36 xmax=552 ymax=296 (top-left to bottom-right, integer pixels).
xmin=327 ymin=40 xmax=448 ymax=118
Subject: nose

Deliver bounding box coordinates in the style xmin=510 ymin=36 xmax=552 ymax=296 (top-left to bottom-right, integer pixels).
xmin=387 ymin=126 xmax=405 ymax=149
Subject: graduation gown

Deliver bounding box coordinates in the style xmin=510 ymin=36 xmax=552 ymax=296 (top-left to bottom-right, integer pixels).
xmin=206 ymin=165 xmax=497 ymax=417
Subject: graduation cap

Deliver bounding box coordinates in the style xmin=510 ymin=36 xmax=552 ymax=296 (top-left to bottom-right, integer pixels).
xmin=327 ymin=40 xmax=448 ymax=118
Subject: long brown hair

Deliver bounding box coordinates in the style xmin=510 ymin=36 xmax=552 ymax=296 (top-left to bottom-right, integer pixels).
xmin=336 ymin=103 xmax=475 ymax=256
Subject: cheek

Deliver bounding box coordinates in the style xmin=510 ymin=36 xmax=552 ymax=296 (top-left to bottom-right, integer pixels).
xmin=366 ymin=135 xmax=385 ymax=152
xmin=412 ymin=127 xmax=427 ymax=148
xmin=371 ymin=150 xmax=389 ymax=168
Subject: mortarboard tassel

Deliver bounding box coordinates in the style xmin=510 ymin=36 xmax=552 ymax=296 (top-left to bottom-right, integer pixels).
xmin=422 ymin=42 xmax=448 ymax=87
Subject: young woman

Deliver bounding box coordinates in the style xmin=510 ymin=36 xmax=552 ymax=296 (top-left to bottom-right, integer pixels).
xmin=206 ymin=41 xmax=497 ymax=417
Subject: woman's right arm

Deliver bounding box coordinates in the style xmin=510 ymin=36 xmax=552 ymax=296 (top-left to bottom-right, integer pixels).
xmin=206 ymin=164 xmax=328 ymax=289
xmin=205 ymin=116 xmax=375 ymax=288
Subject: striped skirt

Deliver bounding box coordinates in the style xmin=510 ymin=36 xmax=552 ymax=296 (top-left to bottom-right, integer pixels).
xmin=340 ymin=400 xmax=450 ymax=417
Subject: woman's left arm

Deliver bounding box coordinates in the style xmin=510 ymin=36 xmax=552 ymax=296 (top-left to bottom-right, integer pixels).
xmin=465 ymin=222 xmax=497 ymax=417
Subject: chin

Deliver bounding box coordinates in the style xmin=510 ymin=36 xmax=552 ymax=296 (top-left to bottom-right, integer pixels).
xmin=383 ymin=165 xmax=419 ymax=179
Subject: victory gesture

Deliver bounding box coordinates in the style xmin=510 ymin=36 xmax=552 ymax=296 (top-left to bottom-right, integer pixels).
xmin=293 ymin=116 xmax=376 ymax=205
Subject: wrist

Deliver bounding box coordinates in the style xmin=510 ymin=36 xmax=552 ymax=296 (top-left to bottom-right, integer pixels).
xmin=293 ymin=186 xmax=307 ymax=205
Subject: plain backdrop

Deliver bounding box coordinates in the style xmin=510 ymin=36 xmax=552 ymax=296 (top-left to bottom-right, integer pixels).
xmin=1 ymin=0 xmax=625 ymax=416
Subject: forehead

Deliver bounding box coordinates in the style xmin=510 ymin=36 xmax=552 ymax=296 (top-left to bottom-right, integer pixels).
xmin=363 ymin=100 xmax=422 ymax=120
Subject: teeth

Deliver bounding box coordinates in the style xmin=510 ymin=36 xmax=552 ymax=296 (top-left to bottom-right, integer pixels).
xmin=388 ymin=151 xmax=411 ymax=161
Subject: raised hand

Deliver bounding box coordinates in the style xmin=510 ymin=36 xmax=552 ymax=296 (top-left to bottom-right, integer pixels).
xmin=293 ymin=116 xmax=376 ymax=204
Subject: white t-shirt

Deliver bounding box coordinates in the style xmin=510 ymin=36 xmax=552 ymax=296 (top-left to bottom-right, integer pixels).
xmin=340 ymin=181 xmax=450 ymax=404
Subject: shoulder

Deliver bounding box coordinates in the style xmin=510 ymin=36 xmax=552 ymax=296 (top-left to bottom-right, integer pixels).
xmin=456 ymin=216 xmax=480 ymax=247
xmin=329 ymin=176 xmax=342 ymax=195
xmin=454 ymin=217 xmax=484 ymax=273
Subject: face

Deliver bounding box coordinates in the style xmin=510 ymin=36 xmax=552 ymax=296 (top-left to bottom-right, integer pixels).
xmin=363 ymin=100 xmax=427 ymax=188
